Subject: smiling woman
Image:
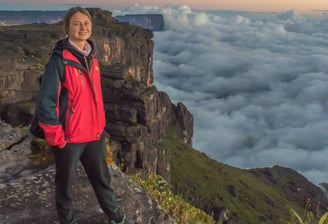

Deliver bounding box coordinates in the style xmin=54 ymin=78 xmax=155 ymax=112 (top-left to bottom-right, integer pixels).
xmin=35 ymin=6 xmax=128 ymax=224
xmin=65 ymin=11 xmax=92 ymax=49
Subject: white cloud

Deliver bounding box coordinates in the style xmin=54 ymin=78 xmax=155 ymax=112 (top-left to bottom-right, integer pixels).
xmin=117 ymin=4 xmax=328 ymax=185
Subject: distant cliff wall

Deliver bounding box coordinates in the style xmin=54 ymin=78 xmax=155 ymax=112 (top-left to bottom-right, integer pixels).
xmin=0 ymin=10 xmax=164 ymax=31
xmin=0 ymin=8 xmax=192 ymax=181
xmin=115 ymin=14 xmax=164 ymax=31
xmin=0 ymin=10 xmax=66 ymax=25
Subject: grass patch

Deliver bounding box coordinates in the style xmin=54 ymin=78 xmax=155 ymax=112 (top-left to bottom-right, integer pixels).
xmin=131 ymin=172 xmax=218 ymax=224
xmin=160 ymin=126 xmax=304 ymax=223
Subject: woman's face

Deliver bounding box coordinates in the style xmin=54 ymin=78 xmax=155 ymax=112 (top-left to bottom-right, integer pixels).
xmin=68 ymin=12 xmax=91 ymax=45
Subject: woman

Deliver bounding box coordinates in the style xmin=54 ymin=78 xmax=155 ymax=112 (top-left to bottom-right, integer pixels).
xmin=37 ymin=7 xmax=127 ymax=224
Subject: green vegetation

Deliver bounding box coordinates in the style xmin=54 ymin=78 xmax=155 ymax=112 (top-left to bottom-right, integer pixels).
xmin=288 ymin=198 xmax=328 ymax=224
xmin=131 ymin=172 xmax=218 ymax=224
xmin=107 ymin=139 xmax=217 ymax=223
xmin=29 ymin=137 xmax=54 ymax=166
xmin=159 ymin=127 xmax=306 ymax=224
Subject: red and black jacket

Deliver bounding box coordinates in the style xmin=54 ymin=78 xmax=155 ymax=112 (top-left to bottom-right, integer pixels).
xmin=38 ymin=38 xmax=105 ymax=147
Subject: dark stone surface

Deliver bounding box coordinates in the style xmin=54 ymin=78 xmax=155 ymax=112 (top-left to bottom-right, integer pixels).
xmin=0 ymin=165 xmax=175 ymax=224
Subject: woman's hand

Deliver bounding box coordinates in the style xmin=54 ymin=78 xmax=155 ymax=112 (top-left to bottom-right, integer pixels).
xmin=59 ymin=142 xmax=67 ymax=149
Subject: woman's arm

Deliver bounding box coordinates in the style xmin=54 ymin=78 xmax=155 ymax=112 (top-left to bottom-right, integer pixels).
xmin=38 ymin=56 xmax=66 ymax=147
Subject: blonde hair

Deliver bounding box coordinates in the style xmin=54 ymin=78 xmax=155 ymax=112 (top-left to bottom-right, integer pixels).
xmin=63 ymin=7 xmax=92 ymax=34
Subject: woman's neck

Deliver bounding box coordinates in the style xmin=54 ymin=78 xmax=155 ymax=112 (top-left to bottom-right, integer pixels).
xmin=69 ymin=39 xmax=85 ymax=50
xmin=68 ymin=38 xmax=92 ymax=57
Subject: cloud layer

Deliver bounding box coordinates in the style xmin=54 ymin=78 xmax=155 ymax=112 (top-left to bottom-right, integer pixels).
xmin=114 ymin=5 xmax=328 ymax=184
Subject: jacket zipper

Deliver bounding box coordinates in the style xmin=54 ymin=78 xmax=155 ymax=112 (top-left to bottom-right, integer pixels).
xmin=66 ymin=99 xmax=74 ymax=132
xmin=79 ymin=69 xmax=84 ymax=86
xmin=84 ymin=56 xmax=97 ymax=98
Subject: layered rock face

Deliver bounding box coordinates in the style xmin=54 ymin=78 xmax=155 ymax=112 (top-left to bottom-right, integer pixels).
xmin=0 ymin=8 xmax=193 ymax=181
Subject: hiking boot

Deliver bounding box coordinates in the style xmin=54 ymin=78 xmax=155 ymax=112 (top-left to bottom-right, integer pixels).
xmin=109 ymin=214 xmax=127 ymax=224
xmin=109 ymin=207 xmax=128 ymax=224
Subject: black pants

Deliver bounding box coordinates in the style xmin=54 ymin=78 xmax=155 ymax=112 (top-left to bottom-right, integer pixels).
xmin=52 ymin=131 xmax=118 ymax=224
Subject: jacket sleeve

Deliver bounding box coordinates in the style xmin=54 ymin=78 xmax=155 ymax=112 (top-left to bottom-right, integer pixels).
xmin=37 ymin=56 xmax=66 ymax=147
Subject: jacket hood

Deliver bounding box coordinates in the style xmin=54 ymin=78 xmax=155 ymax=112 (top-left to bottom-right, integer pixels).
xmin=53 ymin=38 xmax=96 ymax=58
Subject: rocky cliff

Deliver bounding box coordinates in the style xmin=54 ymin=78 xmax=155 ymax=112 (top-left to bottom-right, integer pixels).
xmin=0 ymin=8 xmax=193 ymax=182
xmin=250 ymin=166 xmax=328 ymax=214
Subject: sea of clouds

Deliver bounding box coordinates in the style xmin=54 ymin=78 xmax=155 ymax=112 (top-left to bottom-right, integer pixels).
xmin=111 ymin=4 xmax=328 ymax=185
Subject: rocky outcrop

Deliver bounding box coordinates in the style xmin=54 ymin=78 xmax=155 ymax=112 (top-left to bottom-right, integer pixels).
xmin=250 ymin=166 xmax=328 ymax=213
xmin=0 ymin=8 xmax=193 ymax=182
xmin=0 ymin=120 xmax=176 ymax=224
xmin=319 ymin=183 xmax=328 ymax=197
xmin=0 ymin=120 xmax=27 ymax=153
xmin=0 ymin=164 xmax=175 ymax=224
